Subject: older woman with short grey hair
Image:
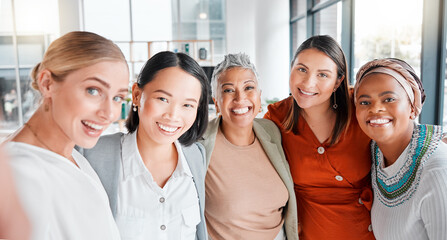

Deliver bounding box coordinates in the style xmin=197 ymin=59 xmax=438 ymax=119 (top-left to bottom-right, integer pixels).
xmin=200 ymin=53 xmax=298 ymax=240
xmin=210 ymin=53 xmax=260 ymax=99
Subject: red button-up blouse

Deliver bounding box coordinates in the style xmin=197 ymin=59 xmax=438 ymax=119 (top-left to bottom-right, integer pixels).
xmin=265 ymin=96 xmax=375 ymax=240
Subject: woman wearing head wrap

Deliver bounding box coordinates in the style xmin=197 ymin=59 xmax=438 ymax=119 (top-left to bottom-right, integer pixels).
xmin=355 ymin=58 xmax=447 ymax=239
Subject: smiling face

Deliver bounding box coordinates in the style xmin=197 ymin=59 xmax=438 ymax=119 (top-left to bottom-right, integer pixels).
xmin=355 ymin=73 xmax=415 ymax=145
xmin=289 ymin=48 xmax=342 ymax=112
xmin=214 ymin=67 xmax=261 ymax=131
xmin=133 ymin=66 xmax=202 ymax=147
xmin=49 ymin=61 xmax=129 ymax=148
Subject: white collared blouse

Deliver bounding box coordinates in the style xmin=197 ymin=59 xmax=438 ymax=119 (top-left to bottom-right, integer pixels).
xmin=115 ymin=130 xmax=201 ymax=240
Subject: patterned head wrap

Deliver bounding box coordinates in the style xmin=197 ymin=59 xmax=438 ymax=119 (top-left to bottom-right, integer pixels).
xmin=354 ymin=58 xmax=425 ymax=116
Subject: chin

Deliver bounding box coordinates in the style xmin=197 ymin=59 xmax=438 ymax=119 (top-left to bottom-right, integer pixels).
xmin=76 ymin=138 xmax=100 ymax=149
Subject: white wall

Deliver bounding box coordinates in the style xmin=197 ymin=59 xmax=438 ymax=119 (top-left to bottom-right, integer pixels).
xmin=58 ymin=0 xmax=81 ymax=35
xmin=131 ymin=0 xmax=172 ymax=41
xmin=226 ymin=0 xmax=290 ymax=102
xmin=226 ymin=0 xmax=256 ymax=61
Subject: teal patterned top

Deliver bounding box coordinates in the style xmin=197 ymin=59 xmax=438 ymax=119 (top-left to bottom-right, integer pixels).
xmin=371 ymin=124 xmax=443 ymax=207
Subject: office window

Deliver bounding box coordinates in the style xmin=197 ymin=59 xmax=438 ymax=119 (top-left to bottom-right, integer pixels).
xmin=291 ymin=0 xmax=306 ymax=17
xmin=314 ymin=2 xmax=341 ymax=43
xmin=83 ymin=0 xmax=226 ymax=82
xmin=291 ymin=19 xmax=306 ymax=53
xmin=315 ymin=0 xmax=331 ymax=4
xmin=444 ymin=42 xmax=447 ymax=127
xmin=290 ymin=0 xmax=342 ymax=60
xmin=354 ymin=0 xmax=423 ymax=77
xmin=0 ymin=0 xmax=58 ymax=133
xmin=172 ymin=0 xmax=226 ymax=63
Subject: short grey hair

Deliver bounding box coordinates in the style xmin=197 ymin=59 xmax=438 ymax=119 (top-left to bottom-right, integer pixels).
xmin=211 ymin=53 xmax=259 ymax=98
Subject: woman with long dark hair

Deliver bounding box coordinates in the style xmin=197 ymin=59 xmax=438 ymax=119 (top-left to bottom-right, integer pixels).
xmin=81 ymin=51 xmax=210 ymax=240
xmin=265 ymin=35 xmax=375 ymax=239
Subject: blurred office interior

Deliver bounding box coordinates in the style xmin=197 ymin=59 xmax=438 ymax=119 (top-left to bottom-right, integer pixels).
xmin=1 ymin=0 xmax=446 ymax=137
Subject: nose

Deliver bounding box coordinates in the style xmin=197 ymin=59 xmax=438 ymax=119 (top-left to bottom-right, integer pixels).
xmin=162 ymin=103 xmax=179 ymax=120
xmin=234 ymin=89 xmax=246 ymax=102
xmin=98 ymin=98 xmax=116 ymax=121
xmin=301 ymin=74 xmax=316 ymax=88
xmin=369 ymin=101 xmax=385 ymax=113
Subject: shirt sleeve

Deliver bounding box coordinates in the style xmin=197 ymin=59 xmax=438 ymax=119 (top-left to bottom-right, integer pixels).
xmin=420 ymin=168 xmax=447 ymax=239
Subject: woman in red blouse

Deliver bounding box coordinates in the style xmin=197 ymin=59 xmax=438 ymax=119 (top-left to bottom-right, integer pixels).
xmin=265 ymin=35 xmax=375 ymax=239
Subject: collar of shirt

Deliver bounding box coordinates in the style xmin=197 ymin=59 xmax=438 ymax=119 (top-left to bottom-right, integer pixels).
xmin=121 ymin=129 xmax=193 ymax=182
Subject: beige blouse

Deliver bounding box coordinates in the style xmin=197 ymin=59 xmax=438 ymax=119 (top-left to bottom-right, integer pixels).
xmin=205 ymin=128 xmax=288 ymax=240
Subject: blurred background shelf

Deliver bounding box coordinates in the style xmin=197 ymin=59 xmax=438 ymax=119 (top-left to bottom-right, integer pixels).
xmin=147 ymin=39 xmax=214 ymax=66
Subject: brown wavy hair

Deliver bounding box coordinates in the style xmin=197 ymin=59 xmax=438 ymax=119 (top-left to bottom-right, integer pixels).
xmin=283 ymin=35 xmax=351 ymax=145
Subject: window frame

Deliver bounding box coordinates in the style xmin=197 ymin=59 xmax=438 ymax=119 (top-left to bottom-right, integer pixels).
xmin=290 ymin=0 xmax=447 ymax=125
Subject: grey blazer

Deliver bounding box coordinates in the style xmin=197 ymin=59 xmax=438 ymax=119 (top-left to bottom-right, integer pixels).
xmin=78 ymin=132 xmax=207 ymax=240
xmin=200 ymin=117 xmax=299 ymax=240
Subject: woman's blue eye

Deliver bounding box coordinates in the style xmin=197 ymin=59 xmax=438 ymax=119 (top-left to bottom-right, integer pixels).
xmin=184 ymin=103 xmax=194 ymax=108
xmin=318 ymin=73 xmax=328 ymax=78
xmin=158 ymin=97 xmax=168 ymax=102
xmin=87 ymin=88 xmax=99 ymax=96
xmin=113 ymin=96 xmax=124 ymax=102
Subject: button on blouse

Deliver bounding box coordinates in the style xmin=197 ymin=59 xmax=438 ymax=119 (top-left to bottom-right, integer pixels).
xmin=115 ymin=131 xmax=200 ymax=240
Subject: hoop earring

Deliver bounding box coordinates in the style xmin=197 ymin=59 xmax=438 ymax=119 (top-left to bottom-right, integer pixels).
xmin=332 ymin=89 xmax=338 ymax=109
xmin=132 ymin=103 xmax=137 ymax=112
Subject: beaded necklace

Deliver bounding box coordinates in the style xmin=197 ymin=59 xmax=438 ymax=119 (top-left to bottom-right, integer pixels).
xmin=372 ymin=124 xmax=442 ymax=207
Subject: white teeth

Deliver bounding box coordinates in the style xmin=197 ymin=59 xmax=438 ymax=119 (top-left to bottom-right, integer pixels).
xmin=233 ymin=107 xmax=249 ymax=114
xmin=369 ymin=119 xmax=391 ymax=124
xmin=158 ymin=123 xmax=178 ymax=132
xmin=82 ymin=121 xmax=104 ymax=130
xmin=300 ymin=89 xmax=316 ymax=96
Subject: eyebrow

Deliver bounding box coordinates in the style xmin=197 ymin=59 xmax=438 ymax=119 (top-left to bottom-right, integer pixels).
xmin=244 ymin=80 xmax=256 ymax=84
xmin=358 ymin=91 xmax=397 ymax=99
xmin=296 ymin=63 xmax=332 ymax=73
xmin=221 ymin=83 xmax=233 ymax=88
xmin=221 ymin=79 xmax=256 ymax=87
xmin=85 ymin=77 xmax=128 ymax=93
xmin=154 ymin=89 xmax=198 ymax=103
xmin=357 ymin=94 xmax=370 ymax=99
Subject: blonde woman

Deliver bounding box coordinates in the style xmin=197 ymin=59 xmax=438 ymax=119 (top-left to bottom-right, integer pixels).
xmin=3 ymin=31 xmax=129 ymax=239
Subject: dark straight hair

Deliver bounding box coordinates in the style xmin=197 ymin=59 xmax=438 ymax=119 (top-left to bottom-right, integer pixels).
xmin=125 ymin=51 xmax=210 ymax=146
xmin=283 ymin=35 xmax=351 ymax=145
